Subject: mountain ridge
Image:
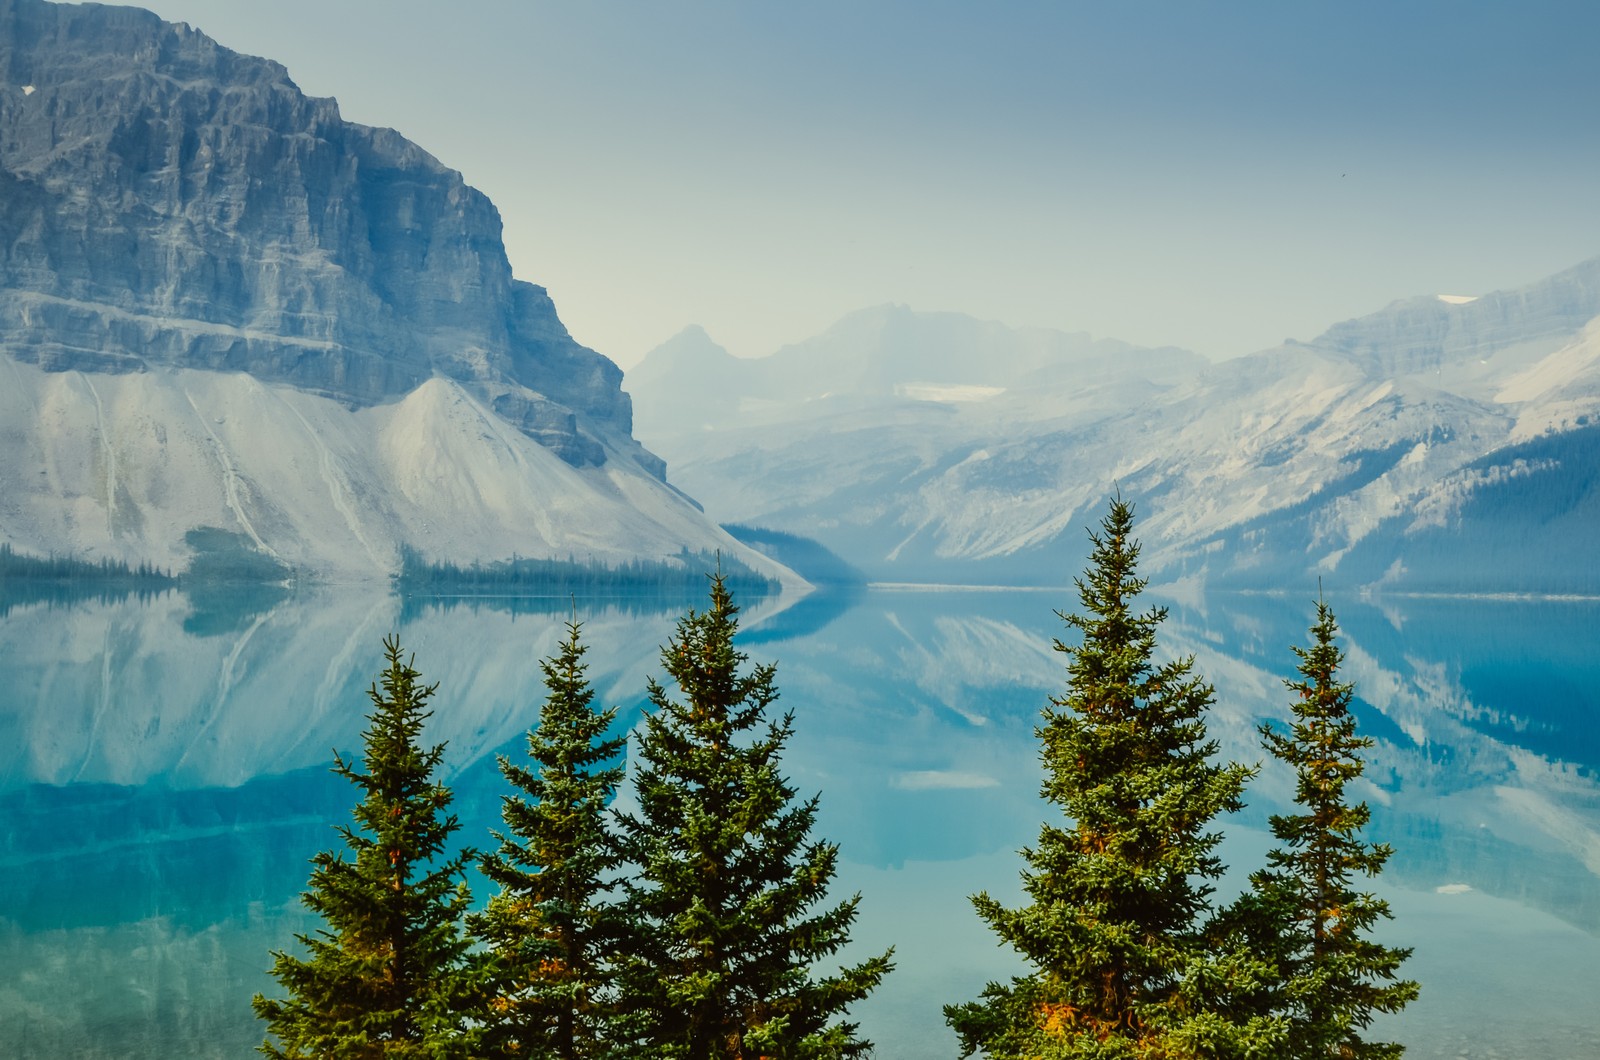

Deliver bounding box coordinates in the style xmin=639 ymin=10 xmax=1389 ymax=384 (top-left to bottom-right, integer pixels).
xmin=627 ymin=258 xmax=1600 ymax=591
xmin=0 ymin=0 xmax=793 ymax=584
xmin=1306 ymin=255 xmax=1600 ymax=380
xmin=0 ymin=0 xmax=646 ymax=470
xmin=627 ymin=303 xmax=1203 ymax=444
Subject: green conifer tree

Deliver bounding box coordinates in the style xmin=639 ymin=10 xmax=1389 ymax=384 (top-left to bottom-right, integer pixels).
xmin=472 ymin=618 xmax=628 ymax=1059
xmin=1246 ymin=601 xmax=1418 ymax=1058
xmin=254 ymin=636 xmax=483 ymax=1059
xmin=615 ymin=573 xmax=892 ymax=1059
xmin=945 ymin=497 xmax=1278 ymax=1059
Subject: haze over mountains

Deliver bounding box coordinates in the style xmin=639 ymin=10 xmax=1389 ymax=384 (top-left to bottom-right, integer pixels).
xmin=628 ymin=258 xmax=1600 ymax=592
xmin=0 ymin=0 xmax=780 ymax=582
xmin=2 ymin=0 xmax=1594 ymax=595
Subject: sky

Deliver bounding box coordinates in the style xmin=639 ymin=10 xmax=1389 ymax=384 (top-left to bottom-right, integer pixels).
xmin=141 ymin=0 xmax=1600 ymax=368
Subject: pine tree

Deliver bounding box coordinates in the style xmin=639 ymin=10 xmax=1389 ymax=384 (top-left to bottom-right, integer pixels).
xmin=1244 ymin=600 xmax=1418 ymax=1058
xmin=472 ymin=618 xmax=628 ymax=1059
xmin=253 ymin=635 xmax=483 ymax=1059
xmin=614 ymin=573 xmax=892 ymax=1059
xmin=945 ymin=497 xmax=1278 ymax=1059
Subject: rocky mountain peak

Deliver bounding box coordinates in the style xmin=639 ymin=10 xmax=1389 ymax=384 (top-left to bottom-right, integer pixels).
xmin=0 ymin=0 xmax=655 ymax=473
xmin=1308 ymin=255 xmax=1600 ymax=379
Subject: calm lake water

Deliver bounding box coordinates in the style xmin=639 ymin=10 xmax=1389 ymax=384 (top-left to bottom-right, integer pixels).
xmin=3 ymin=583 xmax=1600 ymax=1058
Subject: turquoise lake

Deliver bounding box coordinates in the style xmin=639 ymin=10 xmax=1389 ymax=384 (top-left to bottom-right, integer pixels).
xmin=3 ymin=583 xmax=1599 ymax=1058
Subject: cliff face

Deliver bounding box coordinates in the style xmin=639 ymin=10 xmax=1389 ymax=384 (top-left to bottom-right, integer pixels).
xmin=0 ymin=0 xmax=804 ymax=580
xmin=0 ymin=0 xmax=649 ymax=471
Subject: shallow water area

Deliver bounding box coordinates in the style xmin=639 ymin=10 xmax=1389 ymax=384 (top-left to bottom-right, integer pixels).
xmin=2 ymin=584 xmax=1599 ymax=1058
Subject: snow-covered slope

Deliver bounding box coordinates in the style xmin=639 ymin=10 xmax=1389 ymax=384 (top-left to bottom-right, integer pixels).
xmin=627 ymin=259 xmax=1600 ymax=590
xmin=0 ymin=356 xmax=782 ymax=579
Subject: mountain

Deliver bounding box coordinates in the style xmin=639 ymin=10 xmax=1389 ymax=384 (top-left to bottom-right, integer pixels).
xmin=625 ymin=259 xmax=1600 ymax=591
xmin=629 ymin=305 xmax=1201 ymax=441
xmin=0 ymin=0 xmax=785 ymax=582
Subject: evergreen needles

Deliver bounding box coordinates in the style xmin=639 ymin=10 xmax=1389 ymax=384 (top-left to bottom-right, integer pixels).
xmin=944 ymin=498 xmax=1412 ymax=1058
xmin=944 ymin=496 xmax=1275 ymax=1057
xmin=614 ymin=572 xmax=893 ymax=1058
xmin=253 ymin=635 xmax=483 ymax=1059
xmin=1234 ymin=600 xmax=1419 ymax=1058
xmin=472 ymin=617 xmax=628 ymax=1060
xmin=254 ymin=510 xmax=1414 ymax=1058
xmin=257 ymin=577 xmax=890 ymax=1059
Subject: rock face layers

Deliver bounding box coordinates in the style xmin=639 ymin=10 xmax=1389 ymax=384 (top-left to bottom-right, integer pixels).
xmin=1310 ymin=257 xmax=1600 ymax=379
xmin=0 ymin=0 xmax=790 ymax=581
xmin=0 ymin=0 xmax=646 ymax=471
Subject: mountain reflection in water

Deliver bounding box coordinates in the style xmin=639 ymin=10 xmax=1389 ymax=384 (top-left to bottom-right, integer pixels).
xmin=2 ymin=585 xmax=1598 ymax=1058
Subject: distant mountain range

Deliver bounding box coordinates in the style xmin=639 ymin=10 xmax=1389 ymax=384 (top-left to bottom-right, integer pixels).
xmin=6 ymin=0 xmax=1593 ymax=595
xmin=0 ymin=0 xmax=785 ymax=583
xmin=626 ymin=258 xmax=1600 ymax=592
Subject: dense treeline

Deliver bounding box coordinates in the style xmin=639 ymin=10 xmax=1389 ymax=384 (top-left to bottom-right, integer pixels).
xmin=397 ymin=591 xmax=687 ymax=624
xmin=0 ymin=537 xmax=781 ymax=622
xmin=0 ymin=541 xmax=175 ymax=585
xmin=0 ymin=539 xmax=778 ymax=598
xmin=0 ymin=542 xmax=178 ymax=617
xmin=394 ymin=546 xmax=779 ymax=599
xmin=1336 ymin=422 xmax=1600 ymax=593
xmin=257 ymin=499 xmax=1414 ymax=1058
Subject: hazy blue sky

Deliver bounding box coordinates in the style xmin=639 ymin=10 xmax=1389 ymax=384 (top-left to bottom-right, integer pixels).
xmin=145 ymin=0 xmax=1600 ymax=367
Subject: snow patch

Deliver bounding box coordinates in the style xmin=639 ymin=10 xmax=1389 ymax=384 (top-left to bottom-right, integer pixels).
xmin=1496 ymin=323 xmax=1600 ymax=406
xmin=1437 ymin=294 xmax=1478 ymax=305
xmin=21 ymin=85 xmax=36 ymax=96
xmin=895 ymin=383 xmax=1006 ymax=403
xmin=1357 ymin=381 xmax=1394 ymax=410
xmin=1435 ymin=883 xmax=1473 ymax=894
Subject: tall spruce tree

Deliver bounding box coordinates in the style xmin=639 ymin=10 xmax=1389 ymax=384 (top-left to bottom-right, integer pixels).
xmin=254 ymin=635 xmax=483 ymax=1059
xmin=472 ymin=618 xmax=628 ymax=1059
xmin=614 ymin=573 xmax=892 ymax=1059
xmin=945 ymin=497 xmax=1279 ymax=1059
xmin=1244 ymin=600 xmax=1418 ymax=1058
